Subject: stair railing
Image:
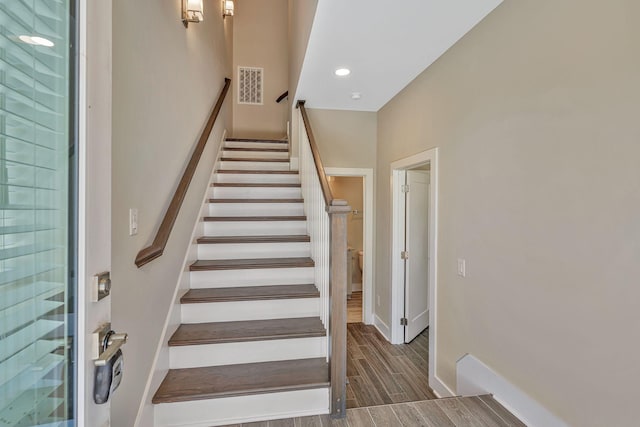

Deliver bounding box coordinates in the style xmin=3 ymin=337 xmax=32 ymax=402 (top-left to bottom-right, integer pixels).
xmin=297 ymin=100 xmax=350 ymax=418
xmin=135 ymin=78 xmax=231 ymax=268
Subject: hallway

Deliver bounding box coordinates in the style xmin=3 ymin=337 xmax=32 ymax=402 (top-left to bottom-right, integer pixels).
xmin=346 ymin=323 xmax=435 ymax=408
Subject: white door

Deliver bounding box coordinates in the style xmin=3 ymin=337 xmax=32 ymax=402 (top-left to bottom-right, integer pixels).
xmin=404 ymin=170 xmax=430 ymax=342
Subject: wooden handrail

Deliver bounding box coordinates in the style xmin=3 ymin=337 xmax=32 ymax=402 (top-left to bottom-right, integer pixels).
xmin=276 ymin=91 xmax=288 ymax=103
xmin=297 ymin=99 xmax=349 ymax=418
xmin=135 ymin=78 xmax=231 ymax=268
xmin=297 ymin=100 xmax=334 ymax=206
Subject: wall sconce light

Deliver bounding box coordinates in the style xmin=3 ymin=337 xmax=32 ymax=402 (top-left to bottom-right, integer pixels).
xmin=223 ymin=0 xmax=234 ymax=18
xmin=182 ymin=0 xmax=204 ymax=28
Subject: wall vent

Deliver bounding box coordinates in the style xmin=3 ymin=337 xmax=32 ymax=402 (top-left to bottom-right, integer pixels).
xmin=238 ymin=67 xmax=264 ymax=105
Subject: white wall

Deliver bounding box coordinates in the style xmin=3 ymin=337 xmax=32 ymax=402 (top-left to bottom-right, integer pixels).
xmin=288 ymin=0 xmax=318 ymax=160
xmin=376 ymin=0 xmax=640 ymax=425
xmin=110 ymin=1 xmax=230 ymax=425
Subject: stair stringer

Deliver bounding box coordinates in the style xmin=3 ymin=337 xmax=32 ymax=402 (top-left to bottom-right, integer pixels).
xmin=133 ymin=130 xmax=228 ymax=427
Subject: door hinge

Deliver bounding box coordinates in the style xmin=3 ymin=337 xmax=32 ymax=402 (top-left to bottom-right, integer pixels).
xmin=400 ymin=318 xmax=408 ymax=326
xmin=401 ymin=251 xmax=409 ymax=260
xmin=401 ymin=184 xmax=410 ymax=193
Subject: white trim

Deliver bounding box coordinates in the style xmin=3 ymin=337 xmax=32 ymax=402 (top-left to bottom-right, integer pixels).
xmin=373 ymin=314 xmax=391 ymax=340
xmin=134 ymin=130 xmax=227 ymax=427
xmin=80 ymin=0 xmax=113 ymax=423
xmin=389 ymin=148 xmax=450 ymax=397
xmin=457 ymin=354 xmax=567 ymax=427
xmin=76 ymin=0 xmax=87 ymax=421
xmin=289 ymin=156 xmax=299 ymax=171
xmin=324 ymin=167 xmax=374 ymax=325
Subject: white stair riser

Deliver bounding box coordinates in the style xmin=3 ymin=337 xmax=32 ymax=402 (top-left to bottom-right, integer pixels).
xmin=181 ymin=298 xmax=320 ymax=323
xmin=211 ymin=187 xmax=302 ymax=199
xmin=225 ymin=141 xmax=288 ymax=150
xmin=204 ymin=221 xmax=307 ymax=236
xmin=219 ymin=161 xmax=289 ymax=171
xmin=169 ymin=337 xmax=326 ymax=369
xmin=222 ymin=150 xmax=288 ymax=160
xmin=214 ymin=173 xmax=299 ymax=184
xmin=154 ymin=388 xmax=329 ymax=427
xmin=208 ymin=202 xmax=304 ymax=217
xmin=190 ymin=267 xmax=314 ymax=288
xmin=197 ymin=242 xmax=310 ymax=260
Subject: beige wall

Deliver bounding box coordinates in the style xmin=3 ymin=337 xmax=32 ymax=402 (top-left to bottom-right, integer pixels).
xmin=306 ymin=108 xmax=377 ymax=168
xmin=232 ymin=0 xmax=288 ymax=139
xmin=376 ymin=0 xmax=640 ymax=425
xmin=111 ymin=1 xmax=230 ymax=425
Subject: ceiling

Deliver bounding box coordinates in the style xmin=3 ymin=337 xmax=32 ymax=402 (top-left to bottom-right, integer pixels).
xmin=295 ymin=0 xmax=503 ymax=112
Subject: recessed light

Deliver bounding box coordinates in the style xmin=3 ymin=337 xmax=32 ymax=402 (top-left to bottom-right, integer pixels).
xmin=19 ymin=35 xmax=55 ymax=47
xmin=334 ymin=68 xmax=351 ymax=77
xmin=351 ymin=92 xmax=361 ymax=100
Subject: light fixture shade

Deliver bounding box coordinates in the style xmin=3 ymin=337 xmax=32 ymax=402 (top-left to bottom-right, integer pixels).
xmin=223 ymin=0 xmax=234 ymax=17
xmin=183 ymin=0 xmax=204 ymax=26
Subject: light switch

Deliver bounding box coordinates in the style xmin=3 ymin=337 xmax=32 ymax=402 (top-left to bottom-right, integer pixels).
xmin=457 ymin=259 xmax=466 ymax=277
xmin=129 ymin=208 xmax=138 ymax=236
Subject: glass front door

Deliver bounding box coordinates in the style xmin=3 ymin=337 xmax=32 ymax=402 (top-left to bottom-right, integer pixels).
xmin=0 ymin=0 xmax=77 ymax=425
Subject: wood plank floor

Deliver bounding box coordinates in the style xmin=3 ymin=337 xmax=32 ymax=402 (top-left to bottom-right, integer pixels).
xmin=347 ymin=322 xmax=435 ymax=409
xmin=347 ymin=291 xmax=362 ymax=323
xmin=219 ymin=395 xmax=525 ymax=426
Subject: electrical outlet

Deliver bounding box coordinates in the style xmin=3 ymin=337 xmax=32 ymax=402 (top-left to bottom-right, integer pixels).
xmin=129 ymin=208 xmax=138 ymax=236
xmin=457 ymin=258 xmax=466 ymax=277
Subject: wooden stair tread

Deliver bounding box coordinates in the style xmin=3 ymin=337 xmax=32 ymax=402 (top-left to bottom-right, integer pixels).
xmin=190 ymin=257 xmax=314 ymax=271
xmin=168 ymin=317 xmax=326 ymax=346
xmin=226 ymin=138 xmax=288 ymax=143
xmin=181 ymin=284 xmax=319 ymax=303
xmin=216 ymin=170 xmax=298 ymax=174
xmin=221 ymin=157 xmax=288 ymax=162
xmin=152 ymin=358 xmax=329 ymax=403
xmin=209 ymin=198 xmax=304 ymax=203
xmin=203 ymin=216 xmax=306 ymax=221
xmin=211 ymin=183 xmax=300 ymax=188
xmin=224 ymin=147 xmax=288 ymax=152
xmin=197 ymin=235 xmax=310 ymax=244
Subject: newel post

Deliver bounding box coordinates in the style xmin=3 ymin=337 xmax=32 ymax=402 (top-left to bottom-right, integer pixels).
xmin=328 ymin=199 xmax=351 ymax=418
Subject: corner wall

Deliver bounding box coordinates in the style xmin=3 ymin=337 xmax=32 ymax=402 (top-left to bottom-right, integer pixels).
xmin=111 ymin=1 xmax=230 ymax=425
xmin=376 ymin=1 xmax=640 ymax=426
xmin=232 ymin=0 xmax=288 ymax=139
xmin=288 ymin=0 xmax=318 ymax=161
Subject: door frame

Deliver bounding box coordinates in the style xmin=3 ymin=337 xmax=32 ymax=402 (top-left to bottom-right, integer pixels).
xmin=78 ymin=0 xmax=113 ymax=424
xmin=390 ymin=148 xmax=451 ymax=398
xmin=325 ymin=167 xmax=374 ymax=325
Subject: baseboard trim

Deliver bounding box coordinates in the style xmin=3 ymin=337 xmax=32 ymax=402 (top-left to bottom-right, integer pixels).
xmin=373 ymin=314 xmax=391 ymax=340
xmin=430 ymin=374 xmax=456 ymax=398
xmin=457 ymin=354 xmax=567 ymax=427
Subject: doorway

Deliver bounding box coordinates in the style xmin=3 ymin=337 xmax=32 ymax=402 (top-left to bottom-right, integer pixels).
xmin=390 ymin=148 xmax=447 ymax=397
xmin=325 ymin=167 xmax=373 ymax=325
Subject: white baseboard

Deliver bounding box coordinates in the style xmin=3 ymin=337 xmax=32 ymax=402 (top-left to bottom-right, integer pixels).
xmin=430 ymin=374 xmax=456 ymax=398
xmin=289 ymin=156 xmax=299 ymax=171
xmin=457 ymin=354 xmax=567 ymax=427
xmin=373 ymin=314 xmax=391 ymax=340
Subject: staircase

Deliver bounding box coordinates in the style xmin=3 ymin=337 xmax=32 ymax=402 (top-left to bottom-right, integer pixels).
xmin=152 ymin=138 xmax=331 ymax=427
